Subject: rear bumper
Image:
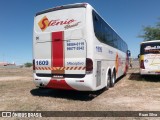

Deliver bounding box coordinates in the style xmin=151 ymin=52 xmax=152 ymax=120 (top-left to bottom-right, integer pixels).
xmin=33 ymin=73 xmax=94 ymax=91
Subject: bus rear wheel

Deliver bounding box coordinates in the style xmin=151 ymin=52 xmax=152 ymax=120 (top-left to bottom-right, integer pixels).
xmin=106 ymin=73 xmax=111 ymax=90
xmin=110 ymin=70 xmax=116 ymax=87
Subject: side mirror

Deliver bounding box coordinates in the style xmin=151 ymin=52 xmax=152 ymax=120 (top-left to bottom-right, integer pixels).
xmin=138 ymin=54 xmax=140 ymax=58
xmin=127 ymin=50 xmax=131 ymax=57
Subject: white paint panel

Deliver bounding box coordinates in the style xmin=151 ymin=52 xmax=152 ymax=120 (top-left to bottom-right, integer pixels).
xmin=35 ymin=8 xmax=85 ymax=32
xmin=64 ymin=39 xmax=86 ymax=74
xmin=34 ymin=41 xmax=52 ymax=74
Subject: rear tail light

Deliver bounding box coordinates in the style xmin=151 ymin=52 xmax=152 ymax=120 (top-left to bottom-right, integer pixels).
xmin=140 ymin=60 xmax=145 ymax=69
xmin=33 ymin=59 xmax=35 ymax=70
xmin=86 ymin=58 xmax=93 ymax=72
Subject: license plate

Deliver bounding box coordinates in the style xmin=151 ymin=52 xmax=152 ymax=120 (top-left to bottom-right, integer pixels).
xmin=52 ymin=75 xmax=64 ymax=78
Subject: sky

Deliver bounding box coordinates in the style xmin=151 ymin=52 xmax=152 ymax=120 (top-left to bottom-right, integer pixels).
xmin=0 ymin=0 xmax=160 ymax=65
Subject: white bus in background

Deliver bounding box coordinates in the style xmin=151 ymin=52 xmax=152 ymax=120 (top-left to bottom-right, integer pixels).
xmin=139 ymin=40 xmax=160 ymax=75
xmin=33 ymin=3 xmax=130 ymax=91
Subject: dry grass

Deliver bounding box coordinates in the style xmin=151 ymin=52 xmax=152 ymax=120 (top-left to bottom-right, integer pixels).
xmin=0 ymin=66 xmax=160 ymax=120
xmin=0 ymin=67 xmax=32 ymax=77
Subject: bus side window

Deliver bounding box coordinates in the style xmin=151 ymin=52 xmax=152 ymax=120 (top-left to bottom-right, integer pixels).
xmin=94 ymin=15 xmax=98 ymax=21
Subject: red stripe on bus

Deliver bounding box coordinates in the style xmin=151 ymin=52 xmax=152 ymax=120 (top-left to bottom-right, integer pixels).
xmin=46 ymin=79 xmax=75 ymax=90
xmin=51 ymin=31 xmax=64 ymax=74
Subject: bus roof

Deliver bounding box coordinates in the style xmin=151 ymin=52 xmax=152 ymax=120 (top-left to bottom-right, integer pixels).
xmin=36 ymin=3 xmax=89 ymax=16
xmin=141 ymin=40 xmax=160 ymax=44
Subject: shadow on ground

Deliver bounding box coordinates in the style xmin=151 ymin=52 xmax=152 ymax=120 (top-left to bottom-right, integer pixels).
xmin=115 ymin=75 xmax=126 ymax=83
xmin=128 ymin=72 xmax=160 ymax=82
xmin=30 ymin=88 xmax=105 ymax=101
xmin=30 ymin=74 xmax=124 ymax=101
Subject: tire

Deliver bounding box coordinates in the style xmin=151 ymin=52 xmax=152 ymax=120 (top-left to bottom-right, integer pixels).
xmin=110 ymin=70 xmax=116 ymax=87
xmin=106 ymin=73 xmax=111 ymax=90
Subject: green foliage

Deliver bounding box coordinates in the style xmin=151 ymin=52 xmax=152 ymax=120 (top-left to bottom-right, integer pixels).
xmin=139 ymin=19 xmax=160 ymax=41
xmin=24 ymin=62 xmax=32 ymax=67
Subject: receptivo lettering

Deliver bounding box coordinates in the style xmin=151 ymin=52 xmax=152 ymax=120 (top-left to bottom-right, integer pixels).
xmin=67 ymin=62 xmax=84 ymax=66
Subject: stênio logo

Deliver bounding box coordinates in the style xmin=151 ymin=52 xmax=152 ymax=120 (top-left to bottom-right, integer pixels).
xmin=38 ymin=16 xmax=80 ymax=31
xmin=38 ymin=16 xmax=49 ymax=31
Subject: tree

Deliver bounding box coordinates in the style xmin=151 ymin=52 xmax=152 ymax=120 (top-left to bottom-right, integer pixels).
xmin=139 ymin=19 xmax=160 ymax=41
xmin=24 ymin=62 xmax=32 ymax=67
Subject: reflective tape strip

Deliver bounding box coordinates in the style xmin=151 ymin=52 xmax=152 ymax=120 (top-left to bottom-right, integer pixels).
xmin=74 ymin=67 xmax=77 ymax=70
xmin=78 ymin=67 xmax=82 ymax=70
xmin=35 ymin=66 xmax=86 ymax=70
xmin=82 ymin=67 xmax=86 ymax=70
xmin=48 ymin=67 xmax=51 ymax=70
xmin=60 ymin=67 xmax=63 ymax=70
xmin=70 ymin=67 xmax=73 ymax=70
xmin=66 ymin=67 xmax=69 ymax=70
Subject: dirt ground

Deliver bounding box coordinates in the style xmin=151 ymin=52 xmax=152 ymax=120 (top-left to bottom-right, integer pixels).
xmin=0 ymin=65 xmax=160 ymax=120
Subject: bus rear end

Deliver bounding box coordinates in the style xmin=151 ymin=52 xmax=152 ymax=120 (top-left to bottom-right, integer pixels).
xmin=139 ymin=40 xmax=160 ymax=75
xmin=33 ymin=3 xmax=94 ymax=91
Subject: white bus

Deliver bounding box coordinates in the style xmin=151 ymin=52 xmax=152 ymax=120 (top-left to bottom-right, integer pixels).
xmin=33 ymin=3 xmax=129 ymax=91
xmin=139 ymin=40 xmax=160 ymax=75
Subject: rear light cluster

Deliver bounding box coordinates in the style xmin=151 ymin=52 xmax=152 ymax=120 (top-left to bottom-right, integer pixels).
xmin=86 ymin=58 xmax=93 ymax=72
xmin=33 ymin=59 xmax=35 ymax=70
xmin=140 ymin=60 xmax=145 ymax=69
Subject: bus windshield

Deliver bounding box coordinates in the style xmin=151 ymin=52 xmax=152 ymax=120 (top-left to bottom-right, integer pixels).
xmin=140 ymin=42 xmax=160 ymax=54
xmin=35 ymin=8 xmax=85 ymax=32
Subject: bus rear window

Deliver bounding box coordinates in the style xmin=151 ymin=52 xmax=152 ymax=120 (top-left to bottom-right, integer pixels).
xmin=34 ymin=8 xmax=85 ymax=32
xmin=140 ymin=42 xmax=160 ymax=54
